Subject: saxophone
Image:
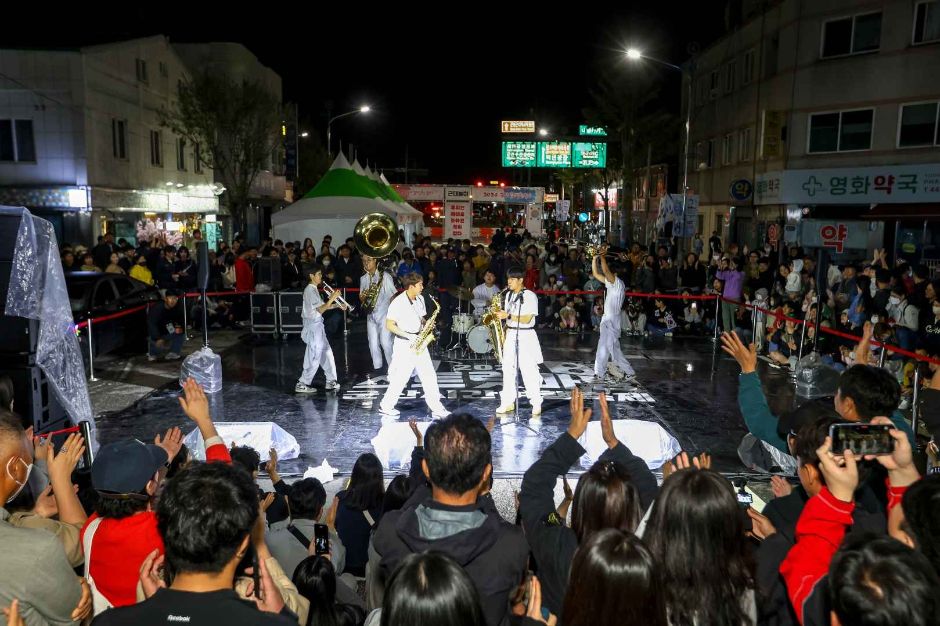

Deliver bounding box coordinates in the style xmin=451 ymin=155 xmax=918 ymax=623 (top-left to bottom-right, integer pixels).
xmin=363 ymin=272 xmax=382 ymax=312
xmin=481 ymin=288 xmax=508 ymax=363
xmin=411 ymin=296 xmax=440 ymax=353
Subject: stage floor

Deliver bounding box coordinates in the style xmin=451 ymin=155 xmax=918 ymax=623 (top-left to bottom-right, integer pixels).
xmin=95 ymin=326 xmax=802 ymax=479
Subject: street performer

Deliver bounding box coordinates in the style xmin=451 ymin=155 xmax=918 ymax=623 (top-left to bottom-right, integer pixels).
xmin=592 ymin=244 xmax=636 ymax=383
xmin=360 ymin=255 xmax=397 ymax=372
xmin=496 ymin=265 xmax=543 ymax=415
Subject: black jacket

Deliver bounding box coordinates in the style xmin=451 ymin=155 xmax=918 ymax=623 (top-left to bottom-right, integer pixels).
xmin=147 ymin=301 xmax=183 ymax=341
xmin=373 ymin=448 xmax=528 ymax=626
xmin=518 ymin=433 xmax=658 ymax=616
xmin=918 ymin=387 xmax=940 ymax=441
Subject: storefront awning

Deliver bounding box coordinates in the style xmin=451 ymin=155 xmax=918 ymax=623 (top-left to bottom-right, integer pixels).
xmin=862 ymin=204 xmax=940 ymax=219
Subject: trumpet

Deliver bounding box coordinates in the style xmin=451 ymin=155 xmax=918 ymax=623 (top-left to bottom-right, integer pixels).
xmin=322 ymin=283 xmax=354 ymax=312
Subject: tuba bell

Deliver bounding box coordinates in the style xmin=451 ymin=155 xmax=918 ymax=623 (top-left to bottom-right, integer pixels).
xmin=354 ymin=212 xmax=400 ymax=259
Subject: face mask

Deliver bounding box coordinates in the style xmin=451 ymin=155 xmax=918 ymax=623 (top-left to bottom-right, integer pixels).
xmin=889 ymin=296 xmax=900 ymax=305
xmin=5 ymin=457 xmax=33 ymax=504
xmin=323 ymin=260 xmax=331 ymax=267
xmin=550 ymin=256 xmax=556 ymax=262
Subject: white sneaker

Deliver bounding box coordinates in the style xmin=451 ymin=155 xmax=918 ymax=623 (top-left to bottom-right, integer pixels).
xmin=325 ymin=380 xmax=340 ymax=392
xmin=295 ymin=382 xmax=316 ymax=393
xmin=431 ymin=408 xmax=449 ymax=419
xmin=378 ymin=406 xmax=400 ymax=417
xmin=165 ymin=352 xmax=181 ymax=360
xmin=495 ymin=404 xmax=515 ymax=414
xmin=531 ymin=405 xmax=543 ymax=416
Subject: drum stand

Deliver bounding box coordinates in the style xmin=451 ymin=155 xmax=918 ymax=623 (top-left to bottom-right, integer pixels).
xmin=446 ymin=297 xmax=472 ymax=356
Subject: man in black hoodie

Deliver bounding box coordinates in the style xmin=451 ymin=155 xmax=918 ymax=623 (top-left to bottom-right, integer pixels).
xmin=372 ymin=414 xmax=528 ymax=626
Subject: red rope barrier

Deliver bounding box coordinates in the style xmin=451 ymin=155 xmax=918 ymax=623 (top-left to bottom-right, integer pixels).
xmin=75 ymin=304 xmax=148 ymax=330
xmin=36 ymin=425 xmax=81 ymax=439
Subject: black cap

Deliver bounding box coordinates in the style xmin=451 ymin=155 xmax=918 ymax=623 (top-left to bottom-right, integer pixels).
xmin=777 ymin=397 xmax=837 ymax=441
xmin=92 ymin=440 xmax=168 ymax=496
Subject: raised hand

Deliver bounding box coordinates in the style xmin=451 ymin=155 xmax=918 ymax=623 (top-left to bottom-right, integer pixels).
xmin=816 ymin=437 xmax=859 ymax=503
xmin=567 ymin=387 xmax=592 ymax=440
xmin=154 ymin=427 xmax=184 ymax=463
xmin=409 ymin=418 xmax=423 ymax=446
xmin=598 ymin=393 xmax=618 ymax=450
xmin=720 ymin=331 xmax=757 ymax=374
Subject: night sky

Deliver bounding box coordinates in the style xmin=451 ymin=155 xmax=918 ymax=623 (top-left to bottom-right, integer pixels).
xmin=6 ymin=3 xmax=728 ymax=184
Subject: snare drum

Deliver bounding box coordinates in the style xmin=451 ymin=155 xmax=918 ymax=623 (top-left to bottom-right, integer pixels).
xmin=467 ymin=325 xmax=493 ymax=354
xmin=452 ymin=313 xmax=474 ymax=334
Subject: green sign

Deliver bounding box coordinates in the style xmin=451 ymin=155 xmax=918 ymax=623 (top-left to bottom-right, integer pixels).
xmin=572 ymin=142 xmax=607 ymax=168
xmin=501 ymin=141 xmax=536 ymax=167
xmin=579 ymin=125 xmax=608 ymax=136
xmin=537 ymin=142 xmax=572 ymax=168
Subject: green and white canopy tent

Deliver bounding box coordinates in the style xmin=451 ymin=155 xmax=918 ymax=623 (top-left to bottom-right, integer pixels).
xmin=272 ymin=154 xmax=424 ymax=245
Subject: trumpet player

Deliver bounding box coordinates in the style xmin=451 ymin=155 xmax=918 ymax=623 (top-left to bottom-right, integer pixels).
xmin=496 ymin=265 xmax=543 ymax=415
xmin=360 ymin=255 xmax=397 ymax=371
xmin=295 ymin=264 xmax=341 ymax=394
xmin=378 ymin=273 xmax=449 ymax=419
xmin=591 ymin=244 xmax=636 ymax=383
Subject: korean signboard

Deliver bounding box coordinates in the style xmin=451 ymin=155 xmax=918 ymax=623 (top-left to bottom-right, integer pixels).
xmin=393 ymin=185 xmax=444 ymax=202
xmin=755 ymin=163 xmax=940 ymax=205
xmin=579 ymin=125 xmax=607 ymax=136
xmin=761 ymin=110 xmax=785 ymax=159
xmin=444 ymin=186 xmax=472 ymax=201
xmin=444 ymin=202 xmax=472 ymax=239
xmin=537 ymin=142 xmax=572 ymax=168
xmin=501 ymin=142 xmax=537 ymax=167
xmin=800 ymin=220 xmax=868 ymax=253
xmin=572 ymin=142 xmax=607 ymax=168
xmin=501 ymin=120 xmax=536 ymax=133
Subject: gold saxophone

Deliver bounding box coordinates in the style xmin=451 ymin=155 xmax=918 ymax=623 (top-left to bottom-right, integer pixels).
xmin=481 ymin=288 xmax=508 ymax=363
xmin=363 ymin=273 xmax=382 ymax=312
xmin=411 ymin=296 xmax=440 ymax=353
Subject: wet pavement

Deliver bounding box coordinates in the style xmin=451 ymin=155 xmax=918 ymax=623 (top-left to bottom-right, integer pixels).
xmin=94 ymin=323 xmax=805 ymax=483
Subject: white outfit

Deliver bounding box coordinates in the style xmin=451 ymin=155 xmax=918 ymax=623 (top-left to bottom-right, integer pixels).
xmin=500 ymin=289 xmax=544 ymax=409
xmin=593 ymin=277 xmax=635 ymax=378
xmin=299 ymin=284 xmax=337 ymax=385
xmin=471 ymin=283 xmax=500 ymax=317
xmin=360 ymin=270 xmax=397 ymax=368
xmin=379 ymin=292 xmax=447 ymax=414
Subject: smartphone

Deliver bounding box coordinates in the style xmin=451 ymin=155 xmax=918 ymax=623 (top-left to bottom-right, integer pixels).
xmin=731 ymin=478 xmax=753 ymax=509
xmin=829 ymin=423 xmax=893 ymax=456
xmin=314 ymin=523 xmax=330 ymax=556
xmin=78 ymin=421 xmax=94 ymax=471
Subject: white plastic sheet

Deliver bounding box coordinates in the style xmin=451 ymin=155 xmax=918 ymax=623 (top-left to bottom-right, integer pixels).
xmin=179 ymin=346 xmax=222 ymax=393
xmin=184 ymin=421 xmax=300 ymax=461
xmin=1 ymin=206 xmax=95 ymax=445
xmin=579 ymin=420 xmax=682 ymax=470
xmin=795 ymin=352 xmax=841 ymax=399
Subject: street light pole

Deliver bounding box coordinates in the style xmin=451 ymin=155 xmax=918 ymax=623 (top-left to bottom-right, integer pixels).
xmin=327 ymin=106 xmax=371 ymax=157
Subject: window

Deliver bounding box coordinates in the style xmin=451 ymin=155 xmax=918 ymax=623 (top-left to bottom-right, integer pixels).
xmin=722 ymin=134 xmax=734 ymax=165
xmin=149 ymin=130 xmax=162 ymax=166
xmin=739 ymin=127 xmax=753 ymax=161
xmin=193 ymin=142 xmax=203 ymax=173
xmin=898 ymin=102 xmax=940 ymax=147
xmin=742 ymin=48 xmax=755 ymax=85
xmin=112 ymin=119 xmax=127 ymax=159
xmin=709 ymin=70 xmax=720 ymax=98
xmin=914 ymin=1 xmax=940 ymax=44
xmin=159 ymin=61 xmax=168 ymax=78
xmin=821 ymin=12 xmax=882 ymax=58
xmin=93 ymin=281 xmax=117 ymax=308
xmin=112 ymin=277 xmax=136 ymax=298
xmin=808 ymin=109 xmax=874 ymax=152
xmin=176 ymin=137 xmax=186 ymax=171
xmin=0 ymin=119 xmax=36 ymax=162
xmin=135 ymin=58 xmax=148 ymax=83
xmin=725 ymin=60 xmax=736 ymax=93
xmin=696 ymin=139 xmax=715 ymax=169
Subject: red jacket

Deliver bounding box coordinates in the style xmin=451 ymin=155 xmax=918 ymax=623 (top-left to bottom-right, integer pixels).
xmin=81 ymin=443 xmax=232 ymax=607
xmin=780 ymin=482 xmax=911 ymax=625
xmin=235 ymin=257 xmax=255 ymax=292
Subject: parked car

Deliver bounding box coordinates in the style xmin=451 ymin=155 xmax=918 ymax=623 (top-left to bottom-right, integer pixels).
xmin=66 ymin=272 xmax=162 ymax=359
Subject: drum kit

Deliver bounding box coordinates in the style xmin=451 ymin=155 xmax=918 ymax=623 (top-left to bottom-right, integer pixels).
xmin=436 ymin=286 xmax=498 ymax=360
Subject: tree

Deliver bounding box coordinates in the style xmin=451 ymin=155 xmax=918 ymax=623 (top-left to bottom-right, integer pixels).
xmin=160 ymin=70 xmax=282 ymax=237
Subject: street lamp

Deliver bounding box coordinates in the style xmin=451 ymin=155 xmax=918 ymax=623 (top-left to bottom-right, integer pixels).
xmin=539 ymin=128 xmax=549 ymax=137
xmin=300 ymin=131 xmax=309 ymax=138
xmin=327 ymin=105 xmax=371 ymax=157
xmin=626 ymin=47 xmax=693 ymax=257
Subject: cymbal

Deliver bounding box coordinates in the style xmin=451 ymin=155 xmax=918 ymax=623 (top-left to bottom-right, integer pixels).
xmin=447 ymin=286 xmax=473 ymax=301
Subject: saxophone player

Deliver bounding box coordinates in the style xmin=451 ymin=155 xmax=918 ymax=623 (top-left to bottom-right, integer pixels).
xmin=496 ymin=265 xmax=543 ymax=415
xmin=360 ymin=255 xmax=397 ymax=371
xmin=378 ymin=272 xmax=449 ymax=419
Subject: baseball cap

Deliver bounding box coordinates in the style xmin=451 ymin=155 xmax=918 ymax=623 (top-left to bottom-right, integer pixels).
xmin=776 ymin=397 xmax=838 ymax=441
xmin=92 ymin=439 xmax=168 ymax=497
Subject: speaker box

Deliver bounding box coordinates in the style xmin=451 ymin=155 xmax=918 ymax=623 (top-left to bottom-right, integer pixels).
xmin=196 ymin=240 xmax=210 ymax=291
xmin=0 ymin=212 xmax=39 ymax=364
xmin=256 ymin=257 xmax=282 ymax=290
xmin=0 ymin=365 xmax=69 ymax=433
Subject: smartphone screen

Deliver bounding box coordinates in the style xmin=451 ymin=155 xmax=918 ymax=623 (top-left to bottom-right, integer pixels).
xmin=314 ymin=523 xmax=330 ymax=556
xmin=830 ymin=423 xmax=893 ymax=456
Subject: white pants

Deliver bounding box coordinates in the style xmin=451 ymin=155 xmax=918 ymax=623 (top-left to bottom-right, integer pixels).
xmin=595 ymin=320 xmax=635 ymax=378
xmin=380 ymin=338 xmax=446 ymax=413
xmin=500 ymin=329 xmax=543 ymax=409
xmin=299 ymin=321 xmax=337 ymax=385
xmin=367 ymin=315 xmax=393 ymax=369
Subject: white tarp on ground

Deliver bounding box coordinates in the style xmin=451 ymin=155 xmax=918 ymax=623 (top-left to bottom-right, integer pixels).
xmin=1 ymin=206 xmax=95 ymax=444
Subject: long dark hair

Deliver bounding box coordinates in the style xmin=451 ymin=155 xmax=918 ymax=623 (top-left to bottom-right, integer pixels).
xmin=342 ymin=453 xmax=384 ymax=511
xmin=645 ymin=470 xmax=755 ymax=626
xmin=380 ymin=552 xmax=485 ymax=626
xmin=292 ymin=556 xmax=363 ymax=626
xmin=570 ymin=460 xmax=641 ymax=543
xmin=561 ymin=529 xmax=668 ymax=626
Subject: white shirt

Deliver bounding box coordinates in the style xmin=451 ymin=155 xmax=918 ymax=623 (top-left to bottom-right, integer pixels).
xmin=503 ymin=289 xmax=538 ymax=329
xmin=359 ymin=270 xmax=397 ymax=321
xmin=603 ymin=277 xmax=625 ymax=324
xmin=302 ymin=283 xmax=325 ymax=323
xmin=786 ymin=272 xmax=801 ymax=293
xmin=472 ymin=283 xmax=500 ymax=316
xmin=387 ymin=291 xmax=427 ymax=335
